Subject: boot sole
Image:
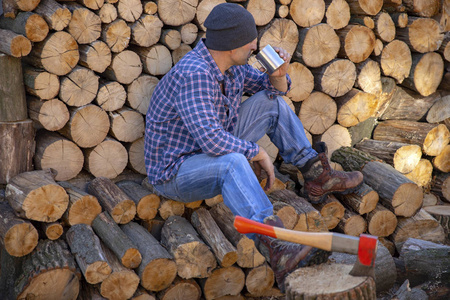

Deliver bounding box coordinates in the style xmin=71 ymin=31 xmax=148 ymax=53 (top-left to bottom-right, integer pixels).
xmin=304 ymin=181 xmax=364 ymax=204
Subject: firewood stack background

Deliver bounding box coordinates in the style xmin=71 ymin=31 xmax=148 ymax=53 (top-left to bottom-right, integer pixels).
xmin=0 ymin=0 xmax=450 ymax=299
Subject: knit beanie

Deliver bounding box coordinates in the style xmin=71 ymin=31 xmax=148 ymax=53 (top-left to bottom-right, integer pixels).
xmin=204 ymin=3 xmax=258 ymax=51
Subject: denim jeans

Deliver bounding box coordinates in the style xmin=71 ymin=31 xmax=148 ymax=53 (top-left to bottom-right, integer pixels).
xmin=153 ymin=90 xmax=317 ymax=225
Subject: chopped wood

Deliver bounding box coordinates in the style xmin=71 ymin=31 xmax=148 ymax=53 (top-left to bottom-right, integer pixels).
xmin=366 ymin=203 xmax=398 ymax=237
xmin=132 ymin=44 xmax=173 ymax=76
xmin=58 ymin=104 xmax=109 ymax=148
xmin=396 ymin=17 xmax=444 ymax=53
xmin=99 ymin=241 xmax=140 ymax=299
xmin=157 ymin=277 xmax=201 ymax=300
xmin=209 ymin=202 xmax=266 ymax=268
xmin=139 ymin=216 xmax=165 ymax=241
xmin=273 ymin=201 xmax=298 ymax=230
xmin=350 ymin=15 xmax=375 ymax=29
xmin=404 ymin=158 xmax=433 ymax=188
xmin=161 ymin=215 xmax=217 ymax=279
xmin=14 ymin=239 xmax=80 ymax=300
xmin=336 ymin=209 xmax=367 ymax=236
xmin=179 ymin=23 xmax=198 ymax=45
xmin=59 ymin=65 xmax=99 ymax=107
xmin=34 ymin=0 xmax=72 ymax=31
xmin=354 ymin=59 xmax=382 ymax=95
xmin=65 ymin=3 xmax=101 ymax=44
xmin=402 ymin=0 xmax=441 ymax=18
xmin=294 ymin=23 xmax=339 ymax=68
xmin=336 ymin=24 xmax=376 ymax=63
xmin=191 ymin=208 xmax=238 ymax=267
xmin=399 ymin=238 xmax=450 ymax=286
xmin=433 ymin=144 xmax=450 ymax=173
xmin=23 ymin=66 xmax=60 ymax=100
xmin=127 ymin=74 xmax=159 ymax=115
xmin=88 ymin=177 xmax=137 ymax=224
xmin=298 ymin=91 xmax=336 ymax=135
xmin=378 ymin=39 xmax=412 ymax=83
xmin=157 ymin=0 xmax=197 ymax=26
xmin=132 ymin=286 xmax=156 ymax=300
xmin=126 ymin=137 xmax=146 ymax=175
xmin=373 ymin=120 xmax=450 ymax=156
xmin=0 ymin=12 xmax=49 ymax=42
xmin=117 ymin=0 xmax=143 ymax=22
xmin=335 ymin=88 xmax=378 ymax=128
xmin=316 ymin=124 xmax=352 ymax=159
xmin=0 ymin=28 xmax=31 ymax=57
xmin=0 ymin=202 xmax=38 ymax=257
xmin=289 ymin=0 xmax=325 ymax=27
xmin=337 ymin=183 xmax=378 ymax=215
xmin=109 ymin=106 xmax=145 ymax=143
xmin=285 ymin=62 xmax=314 ymax=102
xmin=27 ymin=97 xmax=69 ymax=131
xmin=374 ymin=11 xmax=396 ymax=42
xmin=83 ymin=137 xmax=128 ymax=179
xmin=246 ymin=0 xmax=275 ymax=26
xmin=422 ymin=192 xmax=440 ymax=207
xmin=158 ymin=197 xmax=185 ymax=220
xmin=200 ymin=266 xmax=245 ymax=300
xmin=143 ymin=1 xmax=157 ymax=15
xmin=130 ymin=14 xmax=163 ymax=47
xmin=245 ymin=263 xmax=274 ymax=296
xmin=102 ymin=50 xmax=143 ymax=84
xmin=66 ymin=223 xmax=112 ymax=284
xmin=92 ymin=211 xmax=142 ymax=269
xmin=423 ymin=205 xmax=450 ymax=242
xmin=5 ymin=169 xmax=69 ymax=222
xmin=24 ymin=31 xmax=79 ymax=76
xmin=426 ymin=92 xmax=450 ymax=124
xmin=78 ymin=40 xmax=112 ymax=73
xmin=310 ymin=59 xmax=356 ymax=97
xmin=77 ymin=278 xmax=108 ymax=300
xmin=0 ymin=53 xmax=27 ymax=122
xmin=285 ymin=263 xmax=376 ymax=299
xmin=117 ymin=180 xmax=160 ymax=221
xmin=391 ymin=12 xmax=408 ymax=28
xmin=38 ymin=221 xmax=63 ymax=240
xmin=312 ymin=194 xmax=345 ymax=230
xmin=101 ymin=19 xmax=131 ymax=53
xmin=430 ymin=172 xmax=450 ymax=203
xmin=373 ymin=38 xmax=383 ymax=56
xmin=98 ymin=2 xmax=117 ymax=23
xmin=95 ymin=80 xmax=126 ymax=112
xmin=160 ymin=28 xmax=181 ymax=50
xmin=324 ymin=0 xmax=350 ymax=30
xmin=259 ymin=18 xmax=299 ymax=56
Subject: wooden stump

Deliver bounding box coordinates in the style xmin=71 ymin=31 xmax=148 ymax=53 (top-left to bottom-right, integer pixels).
xmin=92 ymin=212 xmax=142 ymax=269
xmin=13 ymin=239 xmax=80 ymax=300
xmin=34 ymin=130 xmax=84 ymax=181
xmin=88 ymin=177 xmax=136 ymax=224
xmin=5 ymin=169 xmax=69 ymax=222
xmin=66 ymin=224 xmax=112 ymax=284
xmin=161 ymin=216 xmax=217 ymax=279
xmin=191 ymin=208 xmax=238 ymax=268
xmin=121 ymin=221 xmax=177 ymax=291
xmin=0 ymin=202 xmax=38 ymax=257
xmin=285 ymin=263 xmax=376 ymax=299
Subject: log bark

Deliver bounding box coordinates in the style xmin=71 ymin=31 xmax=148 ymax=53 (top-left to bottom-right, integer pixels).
xmin=116 ymin=180 xmax=160 ymax=221
xmin=378 ymin=39 xmax=412 ymax=83
xmin=209 ymin=202 xmax=266 ymax=268
xmin=289 ymin=0 xmax=325 ymax=27
xmin=0 ymin=28 xmax=31 ymax=57
xmin=285 ymin=62 xmax=314 ymax=102
xmin=83 ymin=137 xmax=128 ymax=179
xmin=402 ymin=0 xmax=441 ymax=18
xmin=34 ymin=0 xmax=72 ymax=31
xmin=399 ymin=238 xmax=450 ymax=286
xmin=0 ymin=202 xmax=38 ymax=257
xmin=58 ymin=181 xmax=102 ymax=226
xmin=336 ymin=24 xmax=376 ymax=63
xmin=130 ymin=14 xmax=163 ymax=47
xmin=127 ymin=74 xmax=159 ymax=115
xmin=336 ymin=210 xmax=367 ymax=236
xmin=395 ymin=17 xmax=444 ymax=53
xmin=200 ymin=266 xmax=245 ymax=300
xmin=366 ymin=203 xmax=398 ymax=237
xmin=430 ymin=172 xmax=450 ymax=203
xmin=294 ymin=23 xmax=340 ymax=68
xmin=298 ymin=91 xmax=336 ymax=135
xmin=65 ymin=3 xmax=101 ymax=44
xmin=23 ymin=31 xmax=79 ymax=76
xmin=0 ymin=52 xmax=27 ymax=121
xmin=127 ymin=137 xmax=146 ymax=175
xmin=335 ymin=88 xmax=378 ymax=128
xmin=401 ymin=52 xmax=444 ymax=97
xmin=78 ymin=40 xmax=112 ymax=73
xmin=426 ymin=92 xmax=450 ymax=124
xmin=92 ymin=211 xmax=142 ymax=269
xmin=268 ymin=189 xmax=328 ymax=232
xmin=373 ymin=120 xmax=450 ymax=156
xmin=285 ymin=263 xmax=376 ymax=300
xmin=59 ymin=65 xmax=99 ymax=107
xmin=99 ymin=242 xmax=140 ymax=299
xmin=324 ymin=0 xmax=350 ymax=30
xmin=161 ymin=215 xmax=217 ymax=279
xmin=0 ymin=120 xmax=35 ymax=184
xmin=66 ymin=223 xmax=112 ymax=284
xmin=23 ymin=65 xmax=60 ymax=100
xmin=27 ymin=96 xmax=69 ymax=131
xmin=336 ymin=183 xmax=378 ymax=215
xmin=5 ymin=169 xmax=69 ymax=222
xmin=121 ymin=221 xmax=178 ymax=291
xmin=102 ymin=50 xmax=143 ymax=84
xmin=0 ymin=12 xmax=49 ymax=42
xmin=87 ymin=176 xmax=136 ymax=224
xmin=423 ymin=205 xmax=450 ymax=242
xmin=13 ymin=239 xmax=80 ymax=300
xmin=191 ymin=208 xmax=238 ymax=268
xmin=95 ymin=80 xmax=126 ymax=112
xmin=390 ymin=209 xmax=446 ymax=251
xmin=433 ymin=144 xmax=450 ymax=173
xmin=310 ymin=59 xmax=356 ymax=97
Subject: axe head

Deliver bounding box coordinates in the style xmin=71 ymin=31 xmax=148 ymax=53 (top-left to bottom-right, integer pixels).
xmin=350 ymin=234 xmax=378 ymax=278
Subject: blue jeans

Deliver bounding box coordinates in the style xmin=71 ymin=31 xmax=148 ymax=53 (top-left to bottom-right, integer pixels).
xmin=153 ymin=90 xmax=317 ymax=225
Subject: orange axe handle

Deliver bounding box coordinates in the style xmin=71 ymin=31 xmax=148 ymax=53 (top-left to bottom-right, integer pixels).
xmin=234 ymin=216 xmax=377 ymax=266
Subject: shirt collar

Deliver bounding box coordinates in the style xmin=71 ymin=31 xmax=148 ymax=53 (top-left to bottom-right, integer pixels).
xmin=194 ymin=39 xmax=234 ymax=83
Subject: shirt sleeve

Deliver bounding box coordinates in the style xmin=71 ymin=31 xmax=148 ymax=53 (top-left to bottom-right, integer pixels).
xmin=174 ymin=72 xmax=259 ymax=160
xmin=242 ymin=65 xmax=292 ymax=96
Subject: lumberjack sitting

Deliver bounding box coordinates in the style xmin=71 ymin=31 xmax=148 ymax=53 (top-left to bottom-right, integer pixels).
xmin=144 ymin=3 xmax=363 ymax=292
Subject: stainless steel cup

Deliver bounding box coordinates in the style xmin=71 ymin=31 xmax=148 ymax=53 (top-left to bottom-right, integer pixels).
xmin=253 ymin=44 xmax=285 ymax=74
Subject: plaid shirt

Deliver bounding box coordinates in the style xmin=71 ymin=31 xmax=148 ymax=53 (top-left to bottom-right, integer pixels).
xmin=145 ymin=39 xmax=290 ymax=184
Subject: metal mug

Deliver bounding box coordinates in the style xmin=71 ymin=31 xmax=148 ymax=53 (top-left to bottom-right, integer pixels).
xmin=252 ymin=44 xmax=285 ymax=74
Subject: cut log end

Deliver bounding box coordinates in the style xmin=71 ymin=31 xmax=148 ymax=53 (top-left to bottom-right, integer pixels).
xmin=23 ymin=184 xmax=69 ymax=222
xmin=4 ymin=223 xmax=39 ymax=257
xmin=10 ymin=35 xmax=32 ymax=57
xmin=142 ymin=258 xmax=177 ymax=292
xmin=111 ymin=199 xmax=137 ymax=224
xmin=174 ymin=241 xmax=217 ymax=279
xmin=101 ymin=270 xmax=140 ymax=300
xmin=68 ymin=195 xmax=102 ymax=226
xmin=122 ymin=248 xmax=142 ymax=269
xmin=392 ymin=183 xmax=423 ymax=217
xmin=136 ymin=194 xmax=160 ymax=221
xmin=85 ymin=261 xmax=112 ymax=284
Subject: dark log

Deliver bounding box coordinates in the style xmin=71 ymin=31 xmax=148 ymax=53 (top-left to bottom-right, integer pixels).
xmin=0 ymin=53 xmax=27 ymax=121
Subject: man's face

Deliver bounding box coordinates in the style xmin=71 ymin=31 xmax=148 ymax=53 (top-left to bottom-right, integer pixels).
xmin=230 ymin=38 xmax=257 ymax=65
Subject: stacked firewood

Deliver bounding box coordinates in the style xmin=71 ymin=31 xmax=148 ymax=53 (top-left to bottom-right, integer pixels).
xmin=1 ymin=0 xmax=450 ymax=299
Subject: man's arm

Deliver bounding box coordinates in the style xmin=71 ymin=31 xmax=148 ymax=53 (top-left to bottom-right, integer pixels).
xmin=268 ymin=47 xmax=291 ymax=93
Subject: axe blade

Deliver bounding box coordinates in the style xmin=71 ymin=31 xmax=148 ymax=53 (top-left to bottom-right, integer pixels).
xmin=349 ymin=234 xmax=378 ymax=278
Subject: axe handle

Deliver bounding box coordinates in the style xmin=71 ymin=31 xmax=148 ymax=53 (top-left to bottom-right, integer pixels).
xmin=234 ymin=216 xmax=360 ymax=255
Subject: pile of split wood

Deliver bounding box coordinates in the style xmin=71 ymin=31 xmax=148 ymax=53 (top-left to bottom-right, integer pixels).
xmin=0 ymin=0 xmax=450 ymax=299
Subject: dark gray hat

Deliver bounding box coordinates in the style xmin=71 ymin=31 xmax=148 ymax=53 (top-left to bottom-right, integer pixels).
xmin=204 ymin=3 xmax=258 ymax=51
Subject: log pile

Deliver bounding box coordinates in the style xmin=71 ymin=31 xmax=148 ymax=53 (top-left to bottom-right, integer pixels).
xmin=0 ymin=0 xmax=449 ymax=299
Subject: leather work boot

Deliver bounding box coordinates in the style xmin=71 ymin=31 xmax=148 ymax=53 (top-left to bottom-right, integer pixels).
xmin=258 ymin=216 xmax=330 ymax=293
xmin=300 ymin=142 xmax=364 ymax=204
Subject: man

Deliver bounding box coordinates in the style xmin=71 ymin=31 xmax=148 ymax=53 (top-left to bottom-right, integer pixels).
xmin=145 ymin=3 xmax=363 ymax=291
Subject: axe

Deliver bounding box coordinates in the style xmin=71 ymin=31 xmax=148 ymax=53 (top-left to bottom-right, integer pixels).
xmin=233 ymin=216 xmax=378 ymax=278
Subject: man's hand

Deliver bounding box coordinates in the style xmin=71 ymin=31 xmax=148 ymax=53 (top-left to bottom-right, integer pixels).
xmin=268 ymin=46 xmax=290 ymax=92
xmin=251 ymin=147 xmax=275 ymax=191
